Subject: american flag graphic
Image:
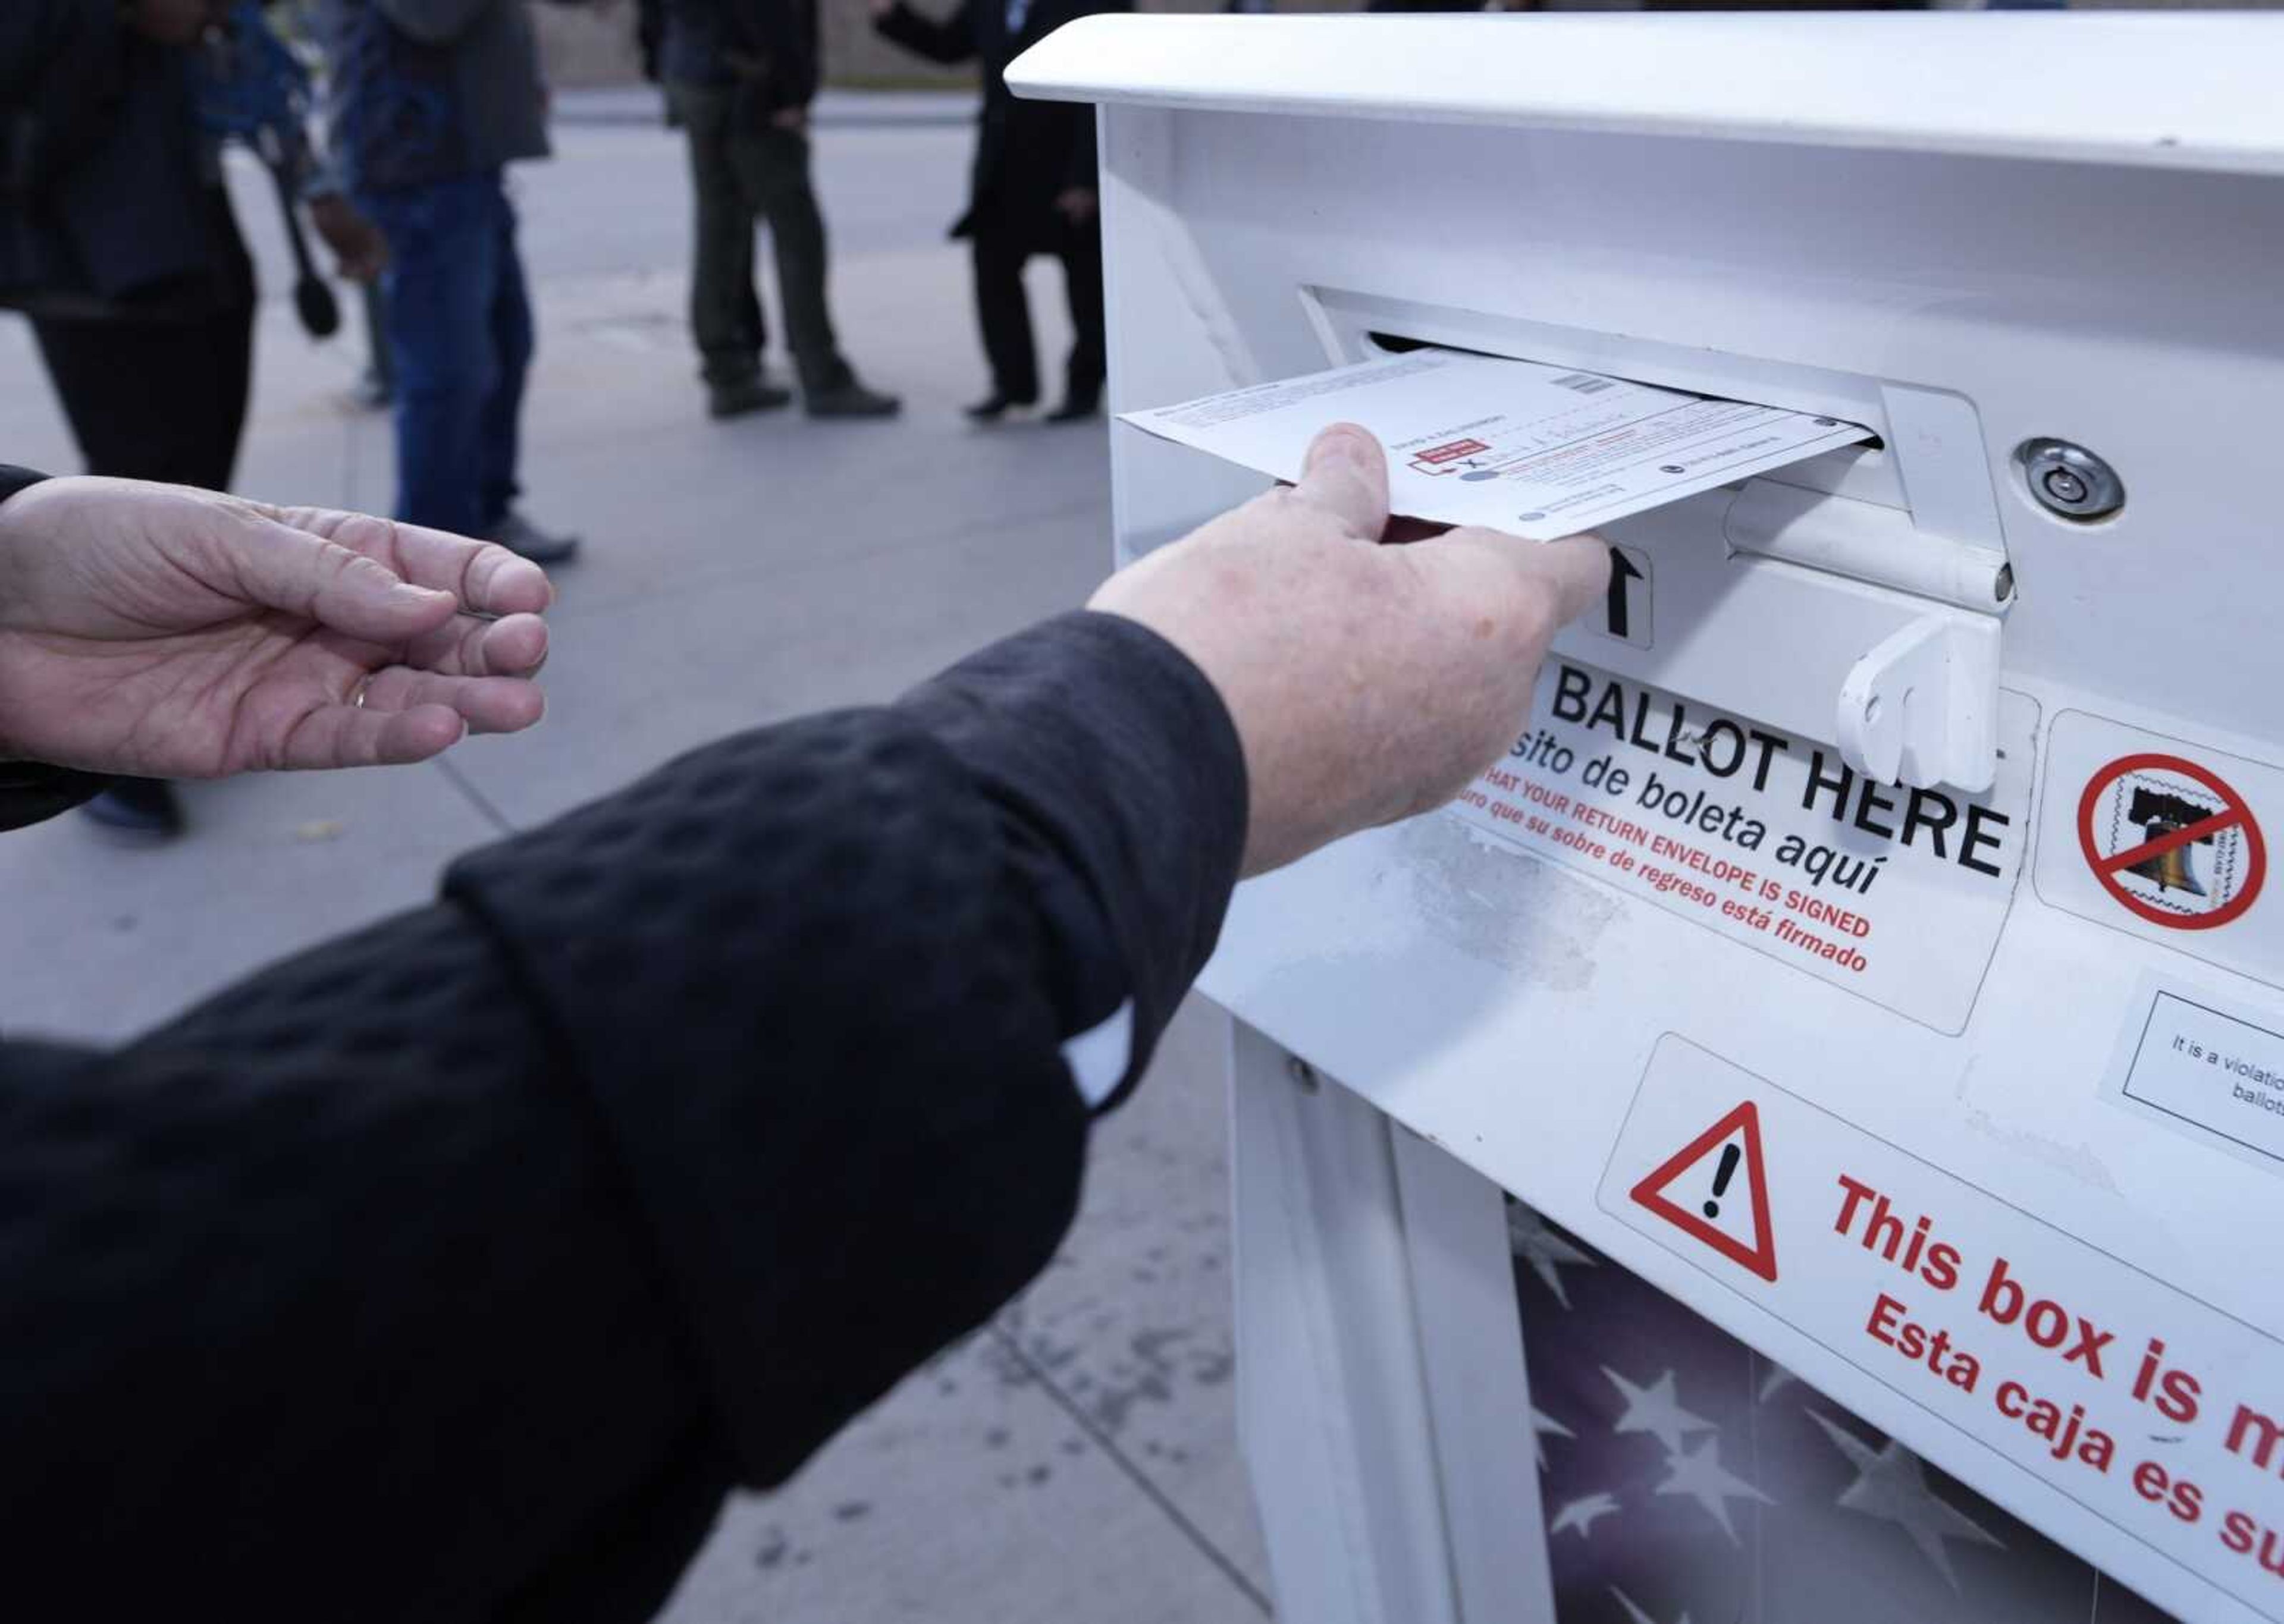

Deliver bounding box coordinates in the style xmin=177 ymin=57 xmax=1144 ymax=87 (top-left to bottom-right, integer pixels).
xmin=1509 ymin=1200 xmax=2181 ymax=1624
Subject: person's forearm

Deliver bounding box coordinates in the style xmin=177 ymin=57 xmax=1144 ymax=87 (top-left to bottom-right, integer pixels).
xmin=0 ymin=467 xmax=43 ymax=762
xmin=0 ymin=611 xmax=1247 ymax=1616
xmin=892 ymin=609 xmax=1247 ymax=1107
xmin=0 ymin=6 xmax=45 ymax=98
xmin=1067 ymin=123 xmax=1099 ymax=194
xmin=443 ymin=610 xmax=1247 ymax=1476
xmin=0 ymin=2 xmax=122 ymax=133
xmin=871 ymin=0 xmax=975 ymax=65
xmin=0 ymin=466 xmax=111 ymax=819
xmin=0 ymin=759 xmax=111 ymax=824
xmin=1063 ymin=3 xmax=1119 ymax=190
xmin=4 ymin=3 xmax=150 ymax=214
xmin=375 ymin=0 xmax=495 ymax=45
xmin=726 ymin=0 xmax=815 ymax=103
xmin=0 ymin=911 xmax=715 ymax=1623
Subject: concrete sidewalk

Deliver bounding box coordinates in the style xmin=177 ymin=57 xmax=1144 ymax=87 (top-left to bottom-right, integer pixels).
xmin=0 ymin=119 xmax=1268 ymax=1623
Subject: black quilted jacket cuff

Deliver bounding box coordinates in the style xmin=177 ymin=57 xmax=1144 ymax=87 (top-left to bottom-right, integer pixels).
xmin=439 ymin=612 xmax=1244 ymax=1484
xmin=896 ymin=609 xmax=1248 ymax=1108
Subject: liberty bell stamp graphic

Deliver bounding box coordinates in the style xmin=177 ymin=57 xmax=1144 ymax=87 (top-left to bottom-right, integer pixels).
xmin=2125 ymin=787 xmax=2214 ymax=896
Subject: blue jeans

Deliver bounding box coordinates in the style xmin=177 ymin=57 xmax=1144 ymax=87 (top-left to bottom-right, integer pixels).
xmin=362 ymin=172 xmax=531 ymax=536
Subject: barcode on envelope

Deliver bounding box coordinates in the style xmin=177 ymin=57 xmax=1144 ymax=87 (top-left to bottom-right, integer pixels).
xmin=1549 ymin=372 xmax=1616 ymax=394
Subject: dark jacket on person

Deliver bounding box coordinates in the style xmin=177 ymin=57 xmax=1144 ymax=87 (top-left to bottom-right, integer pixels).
xmin=874 ymin=0 xmax=1130 ymax=246
xmin=647 ymin=0 xmax=821 ymax=117
xmin=319 ymin=0 xmax=554 ymax=193
xmin=0 ymin=2 xmax=239 ymax=317
xmin=0 ymin=461 xmax=1250 ymax=1622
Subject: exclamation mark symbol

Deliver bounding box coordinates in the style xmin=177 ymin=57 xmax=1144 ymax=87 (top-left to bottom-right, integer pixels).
xmin=1703 ymin=1143 xmax=1742 ymax=1220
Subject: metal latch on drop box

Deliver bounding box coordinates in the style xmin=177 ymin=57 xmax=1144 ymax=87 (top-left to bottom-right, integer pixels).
xmin=1718 ymin=476 xmax=2011 ymax=794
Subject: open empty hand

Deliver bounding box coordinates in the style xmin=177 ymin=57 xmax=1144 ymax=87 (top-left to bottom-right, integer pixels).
xmin=0 ymin=477 xmax=554 ymax=778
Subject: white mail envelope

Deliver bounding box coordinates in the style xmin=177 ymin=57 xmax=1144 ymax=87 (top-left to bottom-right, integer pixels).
xmin=1119 ymin=348 xmax=1874 ymax=541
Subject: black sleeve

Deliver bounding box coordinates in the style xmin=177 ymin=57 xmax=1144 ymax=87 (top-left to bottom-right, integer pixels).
xmin=794 ymin=0 xmax=821 ymax=106
xmin=0 ymin=464 xmax=112 ymax=826
xmin=0 ymin=759 xmax=111 ymax=828
xmin=635 ymin=0 xmax=666 ymax=80
xmin=1062 ymin=0 xmax=1131 ymax=192
xmin=0 ymin=1 xmax=128 ymax=190
xmin=0 ymin=610 xmax=1247 ymax=1623
xmin=873 ymin=0 xmax=979 ymax=67
xmin=724 ymin=0 xmax=820 ymax=111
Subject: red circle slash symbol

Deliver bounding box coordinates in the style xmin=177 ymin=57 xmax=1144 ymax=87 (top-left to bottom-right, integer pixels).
xmin=2076 ymin=752 xmax=2266 ymax=931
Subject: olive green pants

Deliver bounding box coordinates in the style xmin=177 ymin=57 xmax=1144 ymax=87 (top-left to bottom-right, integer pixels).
xmin=667 ymin=81 xmax=852 ymax=395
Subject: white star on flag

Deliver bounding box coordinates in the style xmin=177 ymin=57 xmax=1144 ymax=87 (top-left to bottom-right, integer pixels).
xmin=1508 ymin=1205 xmax=1596 ymax=1308
xmin=1549 ymin=1491 xmax=1621 ymax=1540
xmin=1809 ymin=1412 xmax=2006 ymax=1589
xmin=1530 ymin=1405 xmax=1574 ymax=1472
xmin=1653 ymin=1432 xmax=1775 ymax=1543
xmin=1603 ymin=1366 xmax=1718 ymax=1455
xmin=1610 ymin=1588 xmax=1692 ymax=1624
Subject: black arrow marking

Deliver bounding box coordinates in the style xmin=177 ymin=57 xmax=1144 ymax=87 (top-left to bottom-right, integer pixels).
xmin=1606 ymin=548 xmax=1646 ymax=641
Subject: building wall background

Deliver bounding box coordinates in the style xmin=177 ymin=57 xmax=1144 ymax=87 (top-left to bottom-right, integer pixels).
xmin=532 ymin=0 xmax=2284 ymax=90
xmin=532 ymin=0 xmax=1341 ymax=89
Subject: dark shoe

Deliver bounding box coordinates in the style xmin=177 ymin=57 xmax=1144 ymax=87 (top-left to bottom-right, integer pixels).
xmin=806 ymin=380 xmax=902 ymax=419
xmin=488 ymin=511 xmax=582 ymax=566
xmin=708 ymin=376 xmax=794 ymax=419
xmin=965 ymin=392 xmax=1037 ymax=423
xmin=1045 ymin=394 xmax=1102 ymax=424
xmin=80 ymin=779 xmax=183 ymax=840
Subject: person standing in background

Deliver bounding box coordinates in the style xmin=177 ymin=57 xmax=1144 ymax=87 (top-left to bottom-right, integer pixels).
xmin=0 ymin=0 xmax=384 ymax=837
xmin=638 ymin=0 xmax=901 ymax=421
xmin=871 ymin=0 xmax=1126 ymax=424
xmin=319 ymin=0 xmax=585 ymax=563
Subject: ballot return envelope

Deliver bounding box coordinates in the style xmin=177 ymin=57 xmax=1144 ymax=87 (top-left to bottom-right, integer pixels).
xmin=1012 ymin=13 xmax=2284 ymax=1624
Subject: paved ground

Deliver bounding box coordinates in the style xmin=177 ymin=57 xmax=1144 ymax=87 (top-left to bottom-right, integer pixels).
xmin=0 ymin=106 xmax=1269 ymax=1623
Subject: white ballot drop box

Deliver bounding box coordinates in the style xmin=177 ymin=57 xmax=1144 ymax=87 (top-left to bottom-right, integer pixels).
xmin=1012 ymin=15 xmax=2284 ymax=1624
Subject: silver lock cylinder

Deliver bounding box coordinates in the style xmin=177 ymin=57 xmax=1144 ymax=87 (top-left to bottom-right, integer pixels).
xmin=2018 ymin=438 xmax=2125 ymax=522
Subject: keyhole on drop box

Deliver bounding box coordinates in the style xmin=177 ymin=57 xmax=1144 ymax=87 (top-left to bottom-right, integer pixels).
xmin=1703 ymin=1143 xmax=1742 ymax=1220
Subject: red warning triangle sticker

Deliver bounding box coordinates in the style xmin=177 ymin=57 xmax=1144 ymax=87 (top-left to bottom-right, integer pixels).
xmin=1629 ymin=1101 xmax=1779 ymax=1283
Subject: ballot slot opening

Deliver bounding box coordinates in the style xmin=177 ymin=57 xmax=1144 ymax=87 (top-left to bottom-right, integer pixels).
xmin=1291 ymin=288 xmax=2010 ymax=793
xmin=1335 ymin=324 xmax=2020 ymax=612
xmin=1122 ymin=288 xmax=2010 ymax=789
xmin=1315 ymin=304 xmax=2012 ymax=614
xmin=1293 ymin=285 xmax=2015 ymax=557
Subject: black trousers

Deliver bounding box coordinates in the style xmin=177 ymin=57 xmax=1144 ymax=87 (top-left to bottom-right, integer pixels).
xmin=29 ymin=193 xmax=253 ymax=813
xmin=971 ymin=213 xmax=1104 ymax=407
xmin=29 ymin=194 xmax=256 ymax=489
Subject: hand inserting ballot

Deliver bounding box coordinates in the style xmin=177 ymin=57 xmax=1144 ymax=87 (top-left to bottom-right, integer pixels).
xmin=1090 ymin=421 xmax=1611 ymax=875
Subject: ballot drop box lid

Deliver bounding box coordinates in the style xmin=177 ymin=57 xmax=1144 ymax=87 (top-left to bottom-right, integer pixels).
xmin=1013 ymin=15 xmax=2284 ymax=1624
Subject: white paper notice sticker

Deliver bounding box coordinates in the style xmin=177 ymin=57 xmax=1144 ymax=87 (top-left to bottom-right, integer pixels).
xmin=1447 ymin=660 xmax=2036 ymax=1032
xmin=1602 ymin=1038 xmax=2284 ymax=1624
xmin=2106 ymin=979 xmax=2284 ymax=1174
